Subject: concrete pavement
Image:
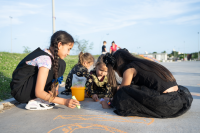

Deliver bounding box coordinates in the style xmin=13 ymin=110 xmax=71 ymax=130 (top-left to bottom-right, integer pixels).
xmin=0 ymin=61 xmax=200 ymax=133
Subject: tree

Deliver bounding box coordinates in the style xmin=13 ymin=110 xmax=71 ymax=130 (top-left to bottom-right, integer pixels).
xmin=23 ymin=46 xmax=31 ymax=53
xmin=161 ymin=51 xmax=166 ymax=53
xmin=171 ymin=51 xmax=178 ymax=58
xmin=153 ymin=52 xmax=157 ymax=54
xmin=72 ymin=37 xmax=94 ymax=54
xmin=179 ymin=54 xmax=184 ymax=60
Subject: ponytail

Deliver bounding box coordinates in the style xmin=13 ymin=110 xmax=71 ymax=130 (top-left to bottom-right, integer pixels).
xmin=77 ymin=52 xmax=94 ymax=66
xmin=78 ymin=52 xmax=84 ymax=65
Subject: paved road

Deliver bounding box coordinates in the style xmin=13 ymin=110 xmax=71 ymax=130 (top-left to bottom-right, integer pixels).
xmin=0 ymin=61 xmax=200 ymax=133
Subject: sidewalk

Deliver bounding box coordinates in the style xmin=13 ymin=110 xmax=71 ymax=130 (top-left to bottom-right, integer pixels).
xmin=0 ymin=61 xmax=200 ymax=133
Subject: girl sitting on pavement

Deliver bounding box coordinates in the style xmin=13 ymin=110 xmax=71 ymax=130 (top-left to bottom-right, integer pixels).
xmin=100 ymin=49 xmax=193 ymax=118
xmin=86 ymin=55 xmax=113 ymax=102
xmin=61 ymin=52 xmax=94 ymax=95
xmin=10 ymin=30 xmax=80 ymax=110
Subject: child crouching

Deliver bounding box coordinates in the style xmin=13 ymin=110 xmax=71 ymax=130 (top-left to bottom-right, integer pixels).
xmin=86 ymin=55 xmax=113 ymax=101
xmin=61 ymin=52 xmax=94 ymax=95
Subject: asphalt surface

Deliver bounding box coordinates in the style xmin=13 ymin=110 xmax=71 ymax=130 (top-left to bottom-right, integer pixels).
xmin=0 ymin=61 xmax=200 ymax=133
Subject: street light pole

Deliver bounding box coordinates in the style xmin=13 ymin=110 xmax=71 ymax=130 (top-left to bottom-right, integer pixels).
xmin=52 ymin=0 xmax=56 ymax=34
xmin=9 ymin=16 xmax=12 ymax=53
xmin=198 ymin=32 xmax=199 ymax=60
xmin=184 ymin=41 xmax=185 ymax=60
xmin=137 ymin=47 xmax=141 ymax=55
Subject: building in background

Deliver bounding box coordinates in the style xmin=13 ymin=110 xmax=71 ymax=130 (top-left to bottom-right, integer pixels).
xmin=143 ymin=53 xmax=167 ymax=61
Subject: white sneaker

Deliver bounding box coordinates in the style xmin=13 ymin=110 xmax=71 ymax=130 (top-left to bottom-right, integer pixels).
xmin=25 ymin=98 xmax=54 ymax=110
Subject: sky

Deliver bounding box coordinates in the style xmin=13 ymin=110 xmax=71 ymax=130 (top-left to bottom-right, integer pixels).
xmin=0 ymin=0 xmax=200 ymax=55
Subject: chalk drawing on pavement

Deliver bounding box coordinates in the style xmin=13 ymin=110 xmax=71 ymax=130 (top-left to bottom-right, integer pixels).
xmin=48 ymin=123 xmax=127 ymax=133
xmin=54 ymin=115 xmax=154 ymax=125
xmin=191 ymin=93 xmax=200 ymax=96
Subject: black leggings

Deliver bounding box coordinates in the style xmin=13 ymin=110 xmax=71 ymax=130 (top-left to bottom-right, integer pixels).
xmin=112 ymin=85 xmax=193 ymax=118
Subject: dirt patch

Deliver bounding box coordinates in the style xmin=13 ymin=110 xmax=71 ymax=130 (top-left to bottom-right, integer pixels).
xmin=0 ymin=102 xmax=20 ymax=113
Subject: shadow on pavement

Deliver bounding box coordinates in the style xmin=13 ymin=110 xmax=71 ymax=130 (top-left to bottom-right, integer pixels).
xmin=185 ymin=86 xmax=200 ymax=93
xmin=184 ymin=86 xmax=200 ymax=99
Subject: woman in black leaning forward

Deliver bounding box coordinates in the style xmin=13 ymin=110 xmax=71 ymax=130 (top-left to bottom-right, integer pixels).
xmin=100 ymin=49 xmax=193 ymax=118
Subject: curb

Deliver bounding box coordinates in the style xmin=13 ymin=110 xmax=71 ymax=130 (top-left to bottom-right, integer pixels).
xmin=0 ymin=98 xmax=19 ymax=111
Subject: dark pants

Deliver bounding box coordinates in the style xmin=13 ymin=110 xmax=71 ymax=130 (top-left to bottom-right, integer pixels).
xmin=112 ymin=85 xmax=193 ymax=118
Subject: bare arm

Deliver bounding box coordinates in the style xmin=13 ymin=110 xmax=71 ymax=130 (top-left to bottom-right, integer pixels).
xmin=110 ymin=49 xmax=112 ymax=54
xmin=118 ymin=68 xmax=136 ymax=90
xmin=104 ymin=47 xmax=107 ymax=52
xmin=117 ymin=45 xmax=121 ymax=49
xmin=35 ymin=67 xmax=80 ymax=108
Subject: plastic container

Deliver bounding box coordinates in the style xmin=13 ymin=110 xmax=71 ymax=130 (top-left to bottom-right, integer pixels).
xmin=71 ymin=86 xmax=85 ymax=101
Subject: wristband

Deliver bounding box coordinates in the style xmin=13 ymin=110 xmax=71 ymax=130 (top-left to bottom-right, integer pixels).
xmin=107 ymin=100 xmax=111 ymax=106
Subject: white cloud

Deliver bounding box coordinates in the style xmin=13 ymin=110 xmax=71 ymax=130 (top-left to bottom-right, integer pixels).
xmin=56 ymin=0 xmax=200 ymax=34
xmin=0 ymin=2 xmax=45 ymax=28
xmin=1 ymin=0 xmax=200 ymax=34
xmin=161 ymin=14 xmax=200 ymax=24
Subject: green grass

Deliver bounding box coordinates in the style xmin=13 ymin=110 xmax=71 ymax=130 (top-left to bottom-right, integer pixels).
xmin=63 ymin=55 xmax=79 ymax=81
xmin=0 ymin=52 xmax=141 ymax=101
xmin=0 ymin=52 xmax=28 ymax=101
xmin=0 ymin=52 xmax=86 ymax=101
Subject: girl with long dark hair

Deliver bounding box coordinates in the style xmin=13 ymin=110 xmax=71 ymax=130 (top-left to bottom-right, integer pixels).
xmin=100 ymin=49 xmax=193 ymax=118
xmin=10 ymin=30 xmax=80 ymax=110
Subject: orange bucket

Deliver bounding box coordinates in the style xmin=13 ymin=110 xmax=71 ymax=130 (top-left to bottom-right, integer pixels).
xmin=71 ymin=86 xmax=85 ymax=101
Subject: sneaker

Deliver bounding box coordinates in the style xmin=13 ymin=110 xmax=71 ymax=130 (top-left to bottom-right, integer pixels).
xmin=36 ymin=98 xmax=60 ymax=106
xmin=25 ymin=98 xmax=54 ymax=110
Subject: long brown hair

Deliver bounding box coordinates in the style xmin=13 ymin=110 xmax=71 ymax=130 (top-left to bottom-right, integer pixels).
xmin=49 ymin=30 xmax=74 ymax=102
xmin=78 ymin=52 xmax=94 ymax=66
xmin=95 ymin=54 xmax=106 ymax=67
xmin=98 ymin=54 xmax=117 ymax=95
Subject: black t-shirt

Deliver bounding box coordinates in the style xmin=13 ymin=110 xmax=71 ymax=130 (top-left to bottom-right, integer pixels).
xmin=122 ymin=62 xmax=177 ymax=93
xmin=102 ymin=45 xmax=106 ymax=52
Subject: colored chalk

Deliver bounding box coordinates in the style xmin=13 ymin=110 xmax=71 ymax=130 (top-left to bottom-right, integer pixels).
xmin=100 ymin=98 xmax=105 ymax=102
xmin=72 ymin=96 xmax=81 ymax=109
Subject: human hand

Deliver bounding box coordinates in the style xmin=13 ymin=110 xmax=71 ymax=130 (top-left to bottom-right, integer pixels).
xmin=117 ymin=85 xmax=120 ymax=90
xmin=103 ymin=97 xmax=110 ymax=101
xmin=92 ymin=94 xmax=99 ymax=102
xmin=100 ymin=100 xmax=111 ymax=109
xmin=64 ymin=99 xmax=80 ymax=109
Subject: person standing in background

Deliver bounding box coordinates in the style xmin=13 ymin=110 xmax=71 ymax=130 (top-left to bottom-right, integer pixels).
xmin=110 ymin=41 xmax=121 ymax=54
xmin=102 ymin=41 xmax=107 ymax=54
